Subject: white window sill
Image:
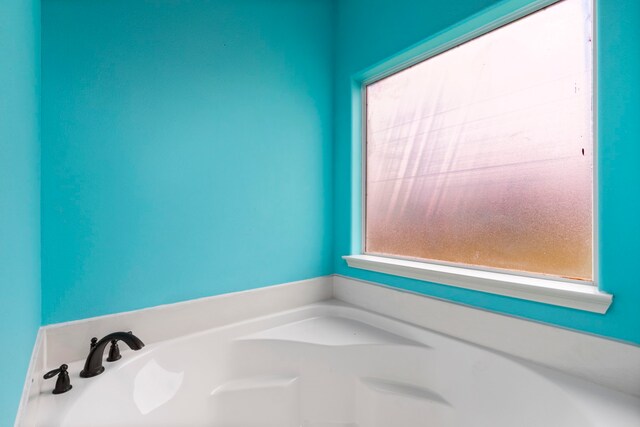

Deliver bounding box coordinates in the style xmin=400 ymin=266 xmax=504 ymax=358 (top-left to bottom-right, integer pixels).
xmin=342 ymin=255 xmax=612 ymax=314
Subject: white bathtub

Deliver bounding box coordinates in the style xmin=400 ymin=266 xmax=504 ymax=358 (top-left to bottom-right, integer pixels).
xmin=32 ymin=301 xmax=640 ymax=426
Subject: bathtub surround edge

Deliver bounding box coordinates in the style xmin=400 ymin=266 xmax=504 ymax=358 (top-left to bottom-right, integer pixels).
xmin=23 ymin=300 xmax=640 ymax=426
xmin=14 ymin=329 xmax=44 ymax=427
xmin=18 ymin=273 xmax=640 ymax=425
xmin=42 ymin=276 xmax=333 ymax=369
xmin=332 ymin=275 xmax=640 ymax=397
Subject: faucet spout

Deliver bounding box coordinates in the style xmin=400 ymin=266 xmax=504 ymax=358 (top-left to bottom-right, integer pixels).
xmin=80 ymin=331 xmax=145 ymax=378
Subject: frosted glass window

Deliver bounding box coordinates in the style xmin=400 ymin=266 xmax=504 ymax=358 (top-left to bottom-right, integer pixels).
xmin=365 ymin=0 xmax=593 ymax=281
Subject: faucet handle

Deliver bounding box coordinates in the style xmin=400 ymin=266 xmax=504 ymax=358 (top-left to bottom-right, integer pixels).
xmin=44 ymin=364 xmax=73 ymax=394
xmin=105 ymin=331 xmax=132 ymax=362
xmin=106 ymin=339 xmax=121 ymax=362
xmin=90 ymin=337 xmax=98 ymax=349
xmin=43 ymin=364 xmax=67 ymax=379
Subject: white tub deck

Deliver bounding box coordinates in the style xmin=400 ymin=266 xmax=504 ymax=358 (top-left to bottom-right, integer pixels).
xmin=31 ymin=301 xmax=640 ymax=427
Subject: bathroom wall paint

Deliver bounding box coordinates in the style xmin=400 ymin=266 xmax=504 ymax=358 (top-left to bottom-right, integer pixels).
xmin=37 ymin=0 xmax=640 ymax=338
xmin=0 ymin=0 xmax=41 ymax=424
xmin=333 ymin=0 xmax=640 ymax=345
xmin=41 ymin=0 xmax=333 ymax=324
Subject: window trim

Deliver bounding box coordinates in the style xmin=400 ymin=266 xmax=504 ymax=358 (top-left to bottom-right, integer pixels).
xmin=346 ymin=0 xmax=612 ymax=313
xmin=343 ymin=255 xmax=612 ymax=313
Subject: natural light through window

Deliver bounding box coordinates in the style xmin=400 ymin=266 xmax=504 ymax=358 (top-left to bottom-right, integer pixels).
xmin=365 ymin=0 xmax=593 ymax=281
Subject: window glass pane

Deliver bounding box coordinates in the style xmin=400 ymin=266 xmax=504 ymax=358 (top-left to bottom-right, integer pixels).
xmin=365 ymin=0 xmax=593 ymax=281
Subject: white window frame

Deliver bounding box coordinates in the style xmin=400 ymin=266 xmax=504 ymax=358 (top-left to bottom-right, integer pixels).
xmin=343 ymin=0 xmax=613 ymax=314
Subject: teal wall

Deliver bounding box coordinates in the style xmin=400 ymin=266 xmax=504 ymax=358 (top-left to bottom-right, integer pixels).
xmin=333 ymin=0 xmax=640 ymax=345
xmin=37 ymin=0 xmax=640 ymax=340
xmin=0 ymin=0 xmax=41 ymax=424
xmin=41 ymin=0 xmax=334 ymax=324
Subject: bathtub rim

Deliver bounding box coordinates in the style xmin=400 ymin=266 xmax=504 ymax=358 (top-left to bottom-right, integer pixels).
xmin=15 ymin=274 xmax=640 ymax=426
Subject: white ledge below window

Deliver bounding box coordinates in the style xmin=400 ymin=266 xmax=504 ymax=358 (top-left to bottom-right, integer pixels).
xmin=342 ymin=255 xmax=612 ymax=314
